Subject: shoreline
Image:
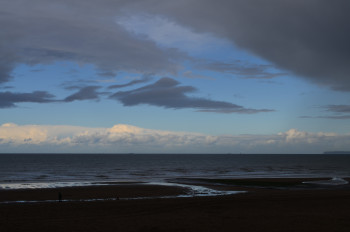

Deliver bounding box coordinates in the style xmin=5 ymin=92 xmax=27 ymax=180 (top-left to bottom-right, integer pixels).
xmin=0 ymin=183 xmax=189 ymax=203
xmin=1 ymin=178 xmax=350 ymax=231
xmin=1 ymin=177 xmax=349 ymax=203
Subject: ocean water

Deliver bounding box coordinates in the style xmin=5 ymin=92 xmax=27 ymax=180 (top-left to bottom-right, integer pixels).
xmin=0 ymin=153 xmax=349 ymax=189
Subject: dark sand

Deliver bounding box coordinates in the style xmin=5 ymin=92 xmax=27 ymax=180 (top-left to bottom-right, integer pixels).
xmin=1 ymin=178 xmax=350 ymax=232
xmin=0 ymin=184 xmax=189 ymax=202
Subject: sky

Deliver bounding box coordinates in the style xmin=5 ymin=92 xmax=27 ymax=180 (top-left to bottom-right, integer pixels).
xmin=1 ymin=0 xmax=350 ymax=153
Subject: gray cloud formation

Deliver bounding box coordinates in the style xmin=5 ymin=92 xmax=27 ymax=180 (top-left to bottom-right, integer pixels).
xmin=0 ymin=86 xmax=106 ymax=108
xmin=301 ymin=104 xmax=350 ymax=120
xmin=0 ymin=49 xmax=15 ymax=83
xmin=324 ymin=105 xmax=350 ymax=114
xmin=197 ymin=61 xmax=286 ymax=79
xmin=110 ymin=77 xmax=273 ymax=113
xmin=0 ymin=0 xmax=184 ymax=84
xmin=301 ymin=115 xmax=350 ymax=120
xmin=0 ymin=91 xmax=55 ymax=108
xmin=321 ymin=105 xmax=350 ymax=119
xmin=108 ymin=75 xmax=152 ymax=89
xmin=2 ymin=0 xmax=349 ymax=92
xmin=125 ymin=0 xmax=350 ymax=91
xmin=64 ymin=86 xmax=102 ymax=102
xmin=97 ymin=71 xmax=117 ymax=78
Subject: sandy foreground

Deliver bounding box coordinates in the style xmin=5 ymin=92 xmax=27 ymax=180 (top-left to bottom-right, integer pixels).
xmin=1 ymin=178 xmax=350 ymax=232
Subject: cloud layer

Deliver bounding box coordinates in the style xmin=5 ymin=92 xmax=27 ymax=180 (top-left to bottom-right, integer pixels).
xmin=196 ymin=61 xmax=286 ymax=79
xmin=110 ymin=77 xmax=272 ymax=113
xmin=64 ymin=86 xmax=101 ymax=102
xmin=125 ymin=0 xmax=350 ymax=91
xmin=1 ymin=1 xmax=349 ymax=91
xmin=108 ymin=75 xmax=152 ymax=89
xmin=1 ymin=123 xmax=349 ymax=153
xmin=0 ymin=91 xmax=55 ymax=108
xmin=0 ymin=0 xmax=185 ymax=84
xmin=301 ymin=104 xmax=350 ymax=120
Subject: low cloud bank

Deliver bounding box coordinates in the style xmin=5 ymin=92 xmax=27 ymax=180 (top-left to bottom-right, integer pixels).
xmin=1 ymin=123 xmax=349 ymax=154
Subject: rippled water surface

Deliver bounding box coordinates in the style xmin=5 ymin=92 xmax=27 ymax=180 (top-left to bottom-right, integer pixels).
xmin=0 ymin=153 xmax=349 ymax=189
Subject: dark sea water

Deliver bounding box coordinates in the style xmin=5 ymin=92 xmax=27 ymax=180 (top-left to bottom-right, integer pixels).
xmin=0 ymin=153 xmax=349 ymax=189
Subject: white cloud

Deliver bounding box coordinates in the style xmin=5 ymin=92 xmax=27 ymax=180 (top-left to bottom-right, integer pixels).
xmin=280 ymin=129 xmax=338 ymax=144
xmin=1 ymin=123 xmax=349 ymax=153
xmin=0 ymin=123 xmax=48 ymax=144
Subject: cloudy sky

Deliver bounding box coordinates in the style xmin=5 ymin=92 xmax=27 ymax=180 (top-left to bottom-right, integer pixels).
xmin=1 ymin=0 xmax=350 ymax=153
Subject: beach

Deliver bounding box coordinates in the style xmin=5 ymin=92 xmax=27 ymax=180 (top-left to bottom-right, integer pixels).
xmin=1 ymin=178 xmax=350 ymax=232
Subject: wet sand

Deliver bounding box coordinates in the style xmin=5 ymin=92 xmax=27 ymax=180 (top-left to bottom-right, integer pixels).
xmin=0 ymin=184 xmax=189 ymax=202
xmin=1 ymin=178 xmax=350 ymax=232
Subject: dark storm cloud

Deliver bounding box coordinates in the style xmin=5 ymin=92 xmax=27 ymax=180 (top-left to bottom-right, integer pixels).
xmin=126 ymin=0 xmax=350 ymax=91
xmin=0 ymin=0 xmax=185 ymax=84
xmin=2 ymin=0 xmax=349 ymax=92
xmin=110 ymin=77 xmax=273 ymax=114
xmin=64 ymin=86 xmax=102 ymax=102
xmin=0 ymin=91 xmax=55 ymax=108
xmin=0 ymin=48 xmax=16 ymax=83
xmin=108 ymin=75 xmax=152 ymax=89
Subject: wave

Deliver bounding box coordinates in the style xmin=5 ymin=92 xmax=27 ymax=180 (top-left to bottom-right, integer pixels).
xmin=302 ymin=177 xmax=349 ymax=186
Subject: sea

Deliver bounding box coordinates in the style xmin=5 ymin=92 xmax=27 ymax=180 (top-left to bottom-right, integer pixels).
xmin=0 ymin=153 xmax=350 ymax=190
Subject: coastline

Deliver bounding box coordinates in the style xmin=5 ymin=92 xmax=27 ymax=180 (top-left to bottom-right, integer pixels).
xmin=1 ymin=178 xmax=350 ymax=231
xmin=0 ymin=183 xmax=189 ymax=203
xmin=1 ymin=177 xmax=349 ymax=203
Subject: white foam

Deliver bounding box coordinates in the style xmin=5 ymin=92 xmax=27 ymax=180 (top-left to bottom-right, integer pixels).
xmin=148 ymin=182 xmax=245 ymax=197
xmin=0 ymin=181 xmax=246 ymax=204
xmin=302 ymin=177 xmax=348 ymax=186
xmin=0 ymin=181 xmax=92 ymax=189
